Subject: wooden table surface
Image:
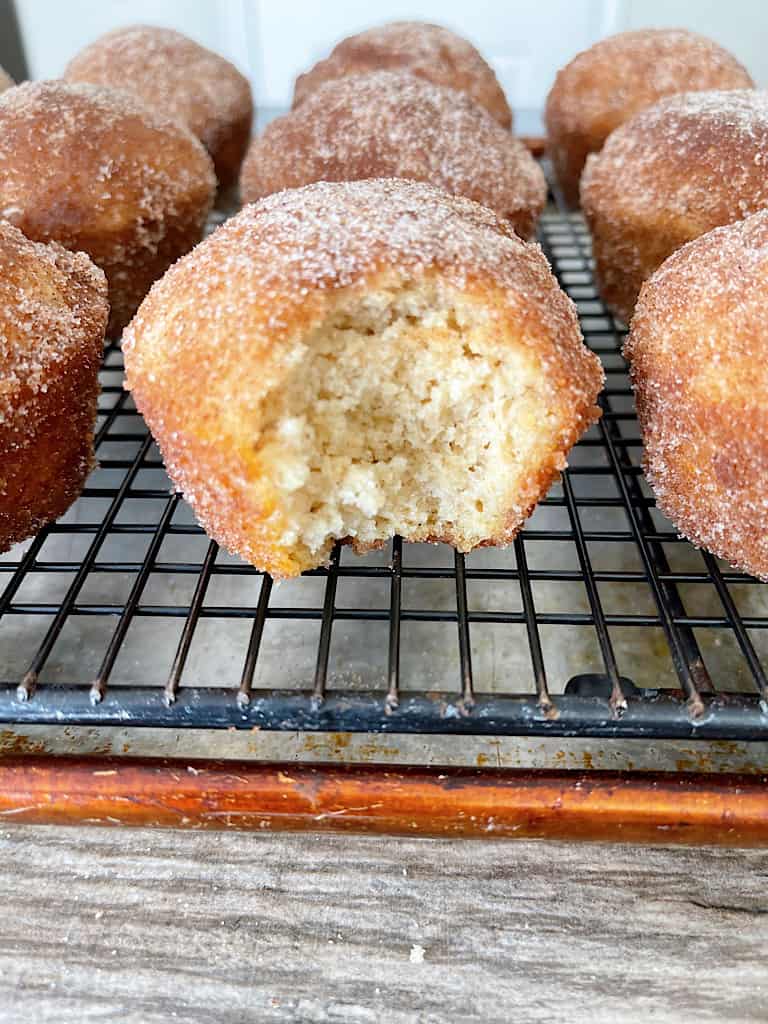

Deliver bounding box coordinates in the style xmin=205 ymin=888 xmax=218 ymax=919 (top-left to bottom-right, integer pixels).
xmin=2 ymin=826 xmax=767 ymax=1023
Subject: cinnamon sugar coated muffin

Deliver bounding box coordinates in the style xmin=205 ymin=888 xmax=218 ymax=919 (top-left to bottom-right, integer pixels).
xmin=65 ymin=25 xmax=253 ymax=187
xmin=0 ymin=67 xmax=13 ymax=94
xmin=293 ymin=21 xmax=511 ymax=128
xmin=241 ymin=71 xmax=545 ymax=238
xmin=546 ymin=29 xmax=753 ymax=206
xmin=124 ymin=179 xmax=603 ymax=578
xmin=0 ymin=81 xmax=216 ymax=334
xmin=0 ymin=222 xmax=108 ymax=551
xmin=581 ymin=89 xmax=768 ymax=323
xmin=627 ymin=210 xmax=768 ymax=579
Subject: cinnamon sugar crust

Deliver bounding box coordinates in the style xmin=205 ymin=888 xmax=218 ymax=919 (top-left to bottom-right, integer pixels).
xmin=293 ymin=21 xmax=511 ymax=128
xmin=0 ymin=81 xmax=216 ymax=334
xmin=581 ymin=89 xmax=768 ymax=323
xmin=546 ymin=29 xmax=753 ymax=207
xmin=242 ymin=71 xmax=544 ymax=238
xmin=125 ymin=179 xmax=602 ymax=577
xmin=0 ymin=221 xmax=108 ymax=550
xmin=65 ymin=25 xmax=253 ymax=187
xmin=627 ymin=209 xmax=768 ymax=579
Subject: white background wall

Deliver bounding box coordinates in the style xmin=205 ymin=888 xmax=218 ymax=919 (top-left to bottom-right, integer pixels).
xmin=13 ymin=0 xmax=768 ymax=119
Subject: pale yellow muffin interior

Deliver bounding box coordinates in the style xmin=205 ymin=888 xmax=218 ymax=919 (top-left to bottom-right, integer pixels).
xmin=255 ymin=281 xmax=563 ymax=568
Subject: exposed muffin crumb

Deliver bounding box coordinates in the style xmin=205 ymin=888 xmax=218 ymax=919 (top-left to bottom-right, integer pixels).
xmin=125 ymin=179 xmax=602 ymax=577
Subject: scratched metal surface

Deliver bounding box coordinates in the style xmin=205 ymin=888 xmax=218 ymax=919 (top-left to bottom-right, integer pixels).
xmin=1 ymin=724 xmax=767 ymax=775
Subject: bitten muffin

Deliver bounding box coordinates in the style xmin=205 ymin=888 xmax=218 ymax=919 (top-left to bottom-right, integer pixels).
xmin=65 ymin=25 xmax=253 ymax=187
xmin=0 ymin=222 xmax=108 ymax=551
xmin=581 ymin=89 xmax=768 ymax=323
xmin=293 ymin=20 xmax=511 ymax=128
xmin=0 ymin=81 xmax=216 ymax=334
xmin=545 ymin=29 xmax=753 ymax=207
xmin=241 ymin=71 xmax=545 ymax=238
xmin=124 ymin=179 xmax=603 ymax=578
xmin=627 ymin=210 xmax=768 ymax=579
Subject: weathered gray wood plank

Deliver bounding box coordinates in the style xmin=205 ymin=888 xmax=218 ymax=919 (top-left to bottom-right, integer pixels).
xmin=0 ymin=827 xmax=767 ymax=1023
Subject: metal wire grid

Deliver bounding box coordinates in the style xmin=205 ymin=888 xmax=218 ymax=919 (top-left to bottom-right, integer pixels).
xmin=0 ymin=204 xmax=767 ymax=738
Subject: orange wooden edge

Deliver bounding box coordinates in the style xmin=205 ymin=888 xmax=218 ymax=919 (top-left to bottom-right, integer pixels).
xmin=0 ymin=756 xmax=767 ymax=844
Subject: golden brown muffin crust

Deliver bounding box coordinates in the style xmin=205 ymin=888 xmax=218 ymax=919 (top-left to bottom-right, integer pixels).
xmin=125 ymin=179 xmax=602 ymax=577
xmin=293 ymin=21 xmax=511 ymax=128
xmin=242 ymin=71 xmax=545 ymax=238
xmin=0 ymin=80 xmax=216 ymax=335
xmin=627 ymin=210 xmax=768 ymax=579
xmin=581 ymin=89 xmax=768 ymax=323
xmin=546 ymin=29 xmax=753 ymax=206
xmin=0 ymin=221 xmax=108 ymax=551
xmin=65 ymin=25 xmax=253 ymax=187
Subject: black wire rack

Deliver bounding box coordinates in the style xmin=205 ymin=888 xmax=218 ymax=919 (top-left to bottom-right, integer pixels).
xmin=1 ymin=194 xmax=768 ymax=740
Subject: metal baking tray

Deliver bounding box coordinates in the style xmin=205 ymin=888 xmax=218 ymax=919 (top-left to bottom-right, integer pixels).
xmin=1 ymin=165 xmax=767 ymax=843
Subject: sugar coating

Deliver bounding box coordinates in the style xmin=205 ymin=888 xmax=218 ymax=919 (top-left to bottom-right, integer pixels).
xmin=549 ymin=29 xmax=752 ymax=136
xmin=545 ymin=30 xmax=753 ymax=206
xmin=584 ymin=90 xmax=768 ymax=218
xmin=0 ymin=78 xmax=204 ymax=151
xmin=581 ymin=89 xmax=768 ymax=320
xmin=292 ymin=20 xmax=511 ymax=127
xmin=0 ymin=221 xmax=107 ymax=429
xmin=0 ymin=80 xmax=214 ymax=213
xmin=64 ymin=25 xmax=252 ymax=182
xmin=127 ymin=178 xmax=585 ymax=346
xmin=124 ymin=179 xmax=603 ymax=576
xmin=242 ymin=70 xmax=544 ymax=239
xmin=0 ymin=80 xmax=216 ymax=332
xmin=627 ymin=209 xmax=768 ymax=579
xmin=0 ymin=220 xmax=108 ymax=550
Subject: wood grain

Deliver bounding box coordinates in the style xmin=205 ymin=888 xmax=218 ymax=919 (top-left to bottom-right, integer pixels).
xmin=2 ymin=757 xmax=768 ymax=845
xmin=1 ymin=826 xmax=767 ymax=1023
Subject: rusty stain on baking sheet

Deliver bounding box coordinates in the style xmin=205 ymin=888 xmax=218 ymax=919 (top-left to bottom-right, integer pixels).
xmin=0 ymin=730 xmax=47 ymax=756
xmin=300 ymin=733 xmax=349 ymax=754
xmin=0 ymin=725 xmax=766 ymax=776
xmin=674 ymin=742 xmax=743 ymax=773
xmin=300 ymin=732 xmax=400 ymax=761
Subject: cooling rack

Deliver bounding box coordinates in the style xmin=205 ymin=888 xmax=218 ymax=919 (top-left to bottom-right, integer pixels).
xmin=2 ymin=203 xmax=767 ymax=737
xmin=1 ymin=180 xmax=767 ymax=842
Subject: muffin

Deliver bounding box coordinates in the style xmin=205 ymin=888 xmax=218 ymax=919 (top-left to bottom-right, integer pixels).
xmin=627 ymin=210 xmax=768 ymax=580
xmin=546 ymin=29 xmax=753 ymax=206
xmin=241 ymin=70 xmax=545 ymax=238
xmin=293 ymin=20 xmax=511 ymax=128
xmin=0 ymin=221 xmax=108 ymax=551
xmin=581 ymin=89 xmax=768 ymax=322
xmin=0 ymin=80 xmax=216 ymax=334
xmin=124 ymin=179 xmax=603 ymax=578
xmin=65 ymin=25 xmax=253 ymax=187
